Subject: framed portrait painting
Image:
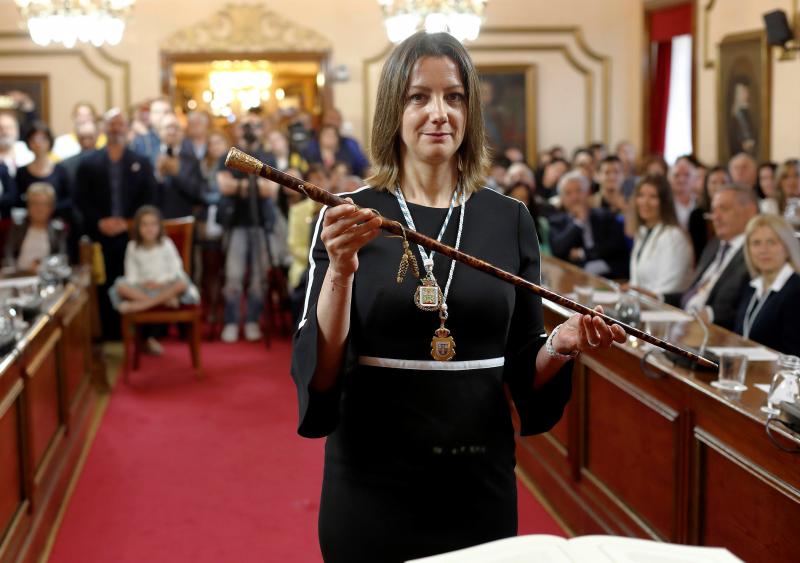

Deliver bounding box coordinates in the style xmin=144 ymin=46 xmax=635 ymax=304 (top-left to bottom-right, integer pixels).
xmin=717 ymin=31 xmax=771 ymax=163
xmin=477 ymin=65 xmax=537 ymax=165
xmin=0 ymin=75 xmax=50 ymax=124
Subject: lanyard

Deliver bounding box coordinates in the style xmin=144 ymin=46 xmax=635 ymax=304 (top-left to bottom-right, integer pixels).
xmin=742 ymin=289 xmax=771 ymax=339
xmin=394 ymin=186 xmax=459 ymax=273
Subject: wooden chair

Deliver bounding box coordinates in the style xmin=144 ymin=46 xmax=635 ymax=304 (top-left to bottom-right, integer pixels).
xmin=121 ymin=216 xmax=202 ymax=382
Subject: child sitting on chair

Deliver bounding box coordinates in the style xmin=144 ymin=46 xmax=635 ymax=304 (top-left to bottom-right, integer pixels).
xmin=110 ymin=205 xmax=199 ymax=318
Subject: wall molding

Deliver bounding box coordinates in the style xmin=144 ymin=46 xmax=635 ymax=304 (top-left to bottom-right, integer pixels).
xmin=160 ymin=3 xmax=332 ymax=53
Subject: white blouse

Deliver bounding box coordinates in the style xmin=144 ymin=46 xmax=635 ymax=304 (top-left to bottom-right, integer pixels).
xmin=123 ymin=238 xmax=185 ymax=285
xmin=629 ymin=223 xmax=694 ymax=296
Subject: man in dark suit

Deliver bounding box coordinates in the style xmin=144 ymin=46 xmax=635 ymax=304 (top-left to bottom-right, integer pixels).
xmin=153 ymin=113 xmax=204 ymax=219
xmin=0 ymin=161 xmax=16 ymax=218
xmin=76 ymin=108 xmax=156 ymax=338
xmin=549 ymin=170 xmax=629 ymax=279
xmin=676 ymin=184 xmax=758 ymax=330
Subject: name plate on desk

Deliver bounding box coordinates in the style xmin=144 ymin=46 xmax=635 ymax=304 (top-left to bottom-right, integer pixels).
xmin=640 ymin=310 xmax=692 ymax=323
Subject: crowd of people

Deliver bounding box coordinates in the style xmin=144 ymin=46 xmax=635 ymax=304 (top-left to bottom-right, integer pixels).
xmin=0 ymin=89 xmax=798 ymax=357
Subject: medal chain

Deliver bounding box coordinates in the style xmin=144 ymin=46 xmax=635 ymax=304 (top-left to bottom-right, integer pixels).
xmin=393 ymin=185 xmax=466 ymax=318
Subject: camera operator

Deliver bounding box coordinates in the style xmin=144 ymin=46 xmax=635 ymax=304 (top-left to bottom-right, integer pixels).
xmin=215 ymin=114 xmax=278 ymax=343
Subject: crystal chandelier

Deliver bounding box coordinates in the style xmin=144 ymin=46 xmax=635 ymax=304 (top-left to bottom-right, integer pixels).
xmin=378 ymin=0 xmax=487 ymax=44
xmin=14 ymin=0 xmax=136 ymax=48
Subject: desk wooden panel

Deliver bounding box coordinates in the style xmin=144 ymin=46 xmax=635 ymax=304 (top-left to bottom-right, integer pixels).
xmin=516 ymin=257 xmax=800 ymax=562
xmin=0 ymin=283 xmax=97 ymax=563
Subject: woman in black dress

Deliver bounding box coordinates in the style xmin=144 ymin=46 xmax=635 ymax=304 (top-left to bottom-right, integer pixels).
xmin=15 ymin=121 xmax=72 ymax=219
xmin=291 ymin=31 xmax=625 ymax=563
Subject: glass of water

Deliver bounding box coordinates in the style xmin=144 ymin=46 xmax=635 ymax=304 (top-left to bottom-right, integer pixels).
xmin=712 ymin=353 xmax=748 ymax=392
xmin=762 ymin=355 xmax=800 ymax=415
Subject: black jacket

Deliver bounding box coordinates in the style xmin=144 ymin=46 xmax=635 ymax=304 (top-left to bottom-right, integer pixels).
xmin=75 ymin=148 xmax=156 ymax=240
xmin=0 ymin=163 xmax=16 ymax=219
xmin=549 ymin=207 xmax=629 ymax=279
xmin=156 ymin=150 xmax=206 ymax=219
xmin=734 ymin=272 xmax=800 ymax=356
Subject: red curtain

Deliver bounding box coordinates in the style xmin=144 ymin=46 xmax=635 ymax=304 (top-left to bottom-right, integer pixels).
xmin=648 ymin=3 xmax=692 ymax=156
xmin=649 ymin=41 xmax=672 ymax=156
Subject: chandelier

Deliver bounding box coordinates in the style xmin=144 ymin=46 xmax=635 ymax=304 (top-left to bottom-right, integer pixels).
xmin=378 ymin=0 xmax=487 ymax=43
xmin=14 ymin=0 xmax=136 ymax=48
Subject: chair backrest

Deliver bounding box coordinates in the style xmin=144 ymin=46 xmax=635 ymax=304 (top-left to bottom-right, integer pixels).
xmin=163 ymin=217 xmax=195 ymax=273
xmin=127 ymin=215 xmax=195 ymax=273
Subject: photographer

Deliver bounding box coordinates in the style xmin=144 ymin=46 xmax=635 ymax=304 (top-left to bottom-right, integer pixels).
xmin=215 ymin=115 xmax=278 ymax=343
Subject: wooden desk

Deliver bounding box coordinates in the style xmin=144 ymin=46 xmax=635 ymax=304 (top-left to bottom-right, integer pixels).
xmin=516 ymin=256 xmax=800 ymax=563
xmin=0 ymin=281 xmax=97 ymax=563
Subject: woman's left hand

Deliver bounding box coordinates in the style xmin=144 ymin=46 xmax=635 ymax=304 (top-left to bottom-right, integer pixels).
xmin=553 ymin=306 xmax=627 ymax=355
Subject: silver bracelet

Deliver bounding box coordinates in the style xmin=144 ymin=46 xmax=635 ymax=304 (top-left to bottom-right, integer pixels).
xmin=545 ymin=323 xmax=579 ymax=359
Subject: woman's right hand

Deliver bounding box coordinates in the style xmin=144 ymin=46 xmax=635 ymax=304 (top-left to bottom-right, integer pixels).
xmin=319 ymin=199 xmax=382 ymax=280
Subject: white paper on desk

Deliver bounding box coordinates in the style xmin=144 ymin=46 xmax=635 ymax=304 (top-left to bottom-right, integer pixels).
xmin=640 ymin=310 xmax=692 ymax=323
xmin=755 ymin=383 xmax=771 ymax=394
xmin=707 ymin=346 xmax=779 ymax=362
xmin=565 ymin=291 xmax=618 ymax=305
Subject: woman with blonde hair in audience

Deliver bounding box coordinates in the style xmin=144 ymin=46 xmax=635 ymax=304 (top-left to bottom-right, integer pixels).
xmin=627 ymin=174 xmax=694 ymax=298
xmin=734 ymin=214 xmax=800 ymax=357
xmin=775 ymin=158 xmax=800 ymax=214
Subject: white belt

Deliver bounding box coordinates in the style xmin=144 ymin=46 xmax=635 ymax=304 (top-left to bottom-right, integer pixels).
xmin=358 ymin=356 xmax=505 ymax=371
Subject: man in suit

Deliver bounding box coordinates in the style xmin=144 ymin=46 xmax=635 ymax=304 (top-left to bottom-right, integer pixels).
xmin=154 ymin=113 xmax=205 ymax=219
xmin=677 ymin=184 xmax=758 ymax=330
xmin=76 ymin=108 xmax=156 ymax=338
xmin=130 ymin=98 xmax=172 ymax=165
xmin=549 ymin=170 xmax=629 ymax=279
xmin=0 ymin=161 xmax=16 ymax=218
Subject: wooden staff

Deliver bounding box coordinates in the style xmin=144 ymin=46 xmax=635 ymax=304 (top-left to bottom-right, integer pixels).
xmin=226 ymin=147 xmax=718 ymax=370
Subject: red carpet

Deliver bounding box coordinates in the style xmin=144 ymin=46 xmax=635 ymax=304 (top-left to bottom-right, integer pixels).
xmin=48 ymin=338 xmax=564 ymax=562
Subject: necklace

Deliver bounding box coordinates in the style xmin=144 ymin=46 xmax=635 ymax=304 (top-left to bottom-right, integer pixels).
xmin=394 ymin=185 xmax=466 ymax=361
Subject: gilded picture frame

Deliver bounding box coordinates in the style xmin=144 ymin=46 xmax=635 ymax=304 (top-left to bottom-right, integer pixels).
xmin=0 ymin=74 xmax=50 ymax=124
xmin=717 ymin=31 xmax=771 ymax=163
xmin=477 ymin=64 xmax=537 ymax=165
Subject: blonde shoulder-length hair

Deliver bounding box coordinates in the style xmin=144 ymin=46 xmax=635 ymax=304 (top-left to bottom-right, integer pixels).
xmin=367 ymin=31 xmax=490 ymax=195
xmin=743 ymin=214 xmax=800 ymax=278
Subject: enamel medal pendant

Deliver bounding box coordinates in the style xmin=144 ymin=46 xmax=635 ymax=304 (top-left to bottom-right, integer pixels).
xmin=431 ymin=310 xmax=455 ymax=361
xmin=414 ymin=275 xmax=443 ymax=311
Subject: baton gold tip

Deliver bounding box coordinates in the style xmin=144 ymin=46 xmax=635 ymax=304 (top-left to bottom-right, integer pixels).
xmin=225 ymin=147 xmax=264 ymax=176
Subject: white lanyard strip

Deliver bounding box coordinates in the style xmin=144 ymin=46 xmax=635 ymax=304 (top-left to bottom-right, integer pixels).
xmin=743 ymin=290 xmax=770 ymax=339
xmin=394 ymin=186 xmax=458 ymax=267
xmin=394 ymin=186 xmax=466 ymax=304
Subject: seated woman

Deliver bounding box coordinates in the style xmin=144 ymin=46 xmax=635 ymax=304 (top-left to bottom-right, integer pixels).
xmin=110 ymin=205 xmax=199 ymax=316
xmin=3 ymin=182 xmax=66 ymax=272
xmin=734 ymin=215 xmax=800 ymax=357
xmin=627 ymin=175 xmax=694 ymax=298
xmin=687 ymin=165 xmax=729 ymax=261
xmin=775 ymin=159 xmax=800 ymax=215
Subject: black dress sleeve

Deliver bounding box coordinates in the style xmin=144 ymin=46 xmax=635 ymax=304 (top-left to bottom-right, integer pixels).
xmin=504 ymin=201 xmax=573 ymax=436
xmin=290 ymin=208 xmax=349 ymax=438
